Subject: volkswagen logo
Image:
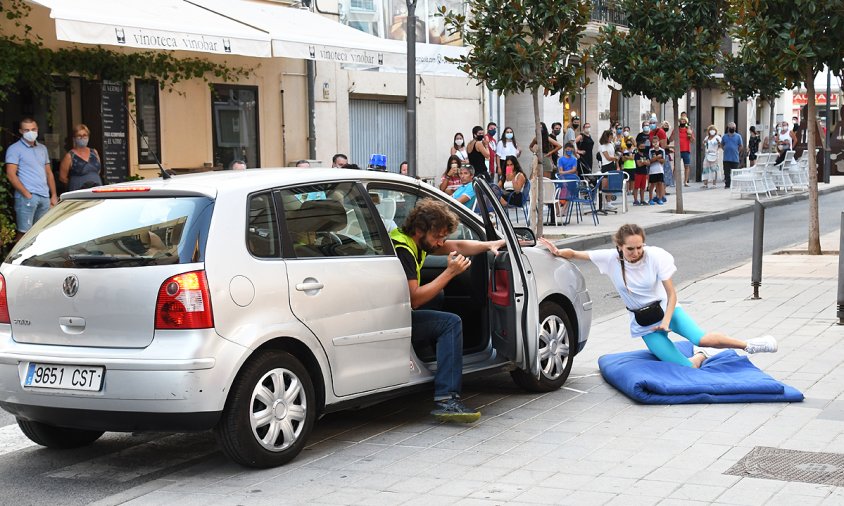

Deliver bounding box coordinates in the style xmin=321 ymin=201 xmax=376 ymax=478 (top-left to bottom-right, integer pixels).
xmin=62 ymin=275 xmax=79 ymax=298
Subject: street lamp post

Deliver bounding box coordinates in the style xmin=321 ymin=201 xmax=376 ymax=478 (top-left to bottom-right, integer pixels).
xmin=406 ymin=0 xmax=417 ymax=177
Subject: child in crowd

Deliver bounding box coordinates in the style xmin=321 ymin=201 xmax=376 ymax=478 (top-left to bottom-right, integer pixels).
xmin=632 ymin=142 xmax=649 ymax=206
xmin=648 ymin=144 xmax=667 ymax=205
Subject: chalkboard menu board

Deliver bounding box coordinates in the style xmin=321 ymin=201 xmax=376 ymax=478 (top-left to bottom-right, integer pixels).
xmin=100 ymin=80 xmax=129 ymax=184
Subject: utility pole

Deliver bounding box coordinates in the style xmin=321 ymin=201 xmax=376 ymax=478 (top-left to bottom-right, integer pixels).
xmin=406 ymin=0 xmax=417 ymax=177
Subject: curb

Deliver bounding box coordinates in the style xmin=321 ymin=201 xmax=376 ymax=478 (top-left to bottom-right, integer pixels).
xmin=554 ymin=182 xmax=844 ymax=251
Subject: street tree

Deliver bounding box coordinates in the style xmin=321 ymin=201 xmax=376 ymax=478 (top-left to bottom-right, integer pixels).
xmin=440 ymin=0 xmax=591 ymax=237
xmin=592 ymin=0 xmax=730 ymax=214
xmin=732 ymin=0 xmax=844 ymax=255
xmin=722 ymin=46 xmax=788 ymax=152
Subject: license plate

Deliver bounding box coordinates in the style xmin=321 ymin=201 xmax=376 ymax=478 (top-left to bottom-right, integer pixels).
xmin=24 ymin=363 xmax=104 ymax=392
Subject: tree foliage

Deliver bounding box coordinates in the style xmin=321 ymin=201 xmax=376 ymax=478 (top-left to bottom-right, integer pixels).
xmin=732 ymin=0 xmax=844 ymax=254
xmin=721 ymin=48 xmax=786 ymax=103
xmin=440 ymin=0 xmax=591 ymax=235
xmin=592 ymin=0 xmax=730 ymax=214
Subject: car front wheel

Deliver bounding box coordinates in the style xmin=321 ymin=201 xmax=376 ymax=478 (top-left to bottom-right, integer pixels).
xmin=17 ymin=419 xmax=104 ymax=449
xmin=510 ymin=300 xmax=575 ymax=392
xmin=215 ymin=351 xmax=315 ymax=468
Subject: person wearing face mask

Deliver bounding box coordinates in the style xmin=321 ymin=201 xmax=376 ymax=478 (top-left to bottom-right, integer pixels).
xmin=773 ymin=122 xmax=797 ymax=166
xmin=636 ymin=121 xmax=651 ymax=150
xmin=675 ymin=116 xmax=695 ymax=186
xmin=496 ymin=126 xmax=521 ymax=178
xmin=649 ymin=117 xmax=667 ymax=151
xmin=720 ymin=121 xmax=743 ymax=189
xmin=484 ymin=122 xmax=498 ymax=180
xmin=702 ymin=125 xmax=722 ymax=189
xmin=497 ymin=155 xmax=527 ymax=207
xmin=529 ymin=122 xmax=563 ymax=179
xmin=554 ymin=142 xmax=579 ymax=217
xmin=4 ymin=117 xmax=58 ymax=241
xmin=748 ymin=126 xmax=761 ymax=167
xmin=59 ymin=123 xmax=102 ymax=193
xmin=576 ymin=122 xmax=594 ymax=176
xmin=450 ymin=132 xmax=468 ymax=162
xmin=550 ymin=122 xmax=563 ymax=166
xmin=467 ymin=125 xmax=491 ymax=181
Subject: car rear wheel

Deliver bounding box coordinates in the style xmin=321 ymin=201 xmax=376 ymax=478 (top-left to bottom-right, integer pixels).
xmin=215 ymin=351 xmax=315 ymax=468
xmin=511 ymin=300 xmax=575 ymax=393
xmin=17 ymin=419 xmax=104 ymax=449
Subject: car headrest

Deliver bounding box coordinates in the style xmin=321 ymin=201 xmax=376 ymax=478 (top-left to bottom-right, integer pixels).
xmin=286 ymin=199 xmax=347 ymax=234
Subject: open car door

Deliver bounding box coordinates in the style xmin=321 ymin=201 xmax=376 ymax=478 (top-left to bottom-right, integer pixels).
xmin=473 ymin=178 xmax=540 ymax=378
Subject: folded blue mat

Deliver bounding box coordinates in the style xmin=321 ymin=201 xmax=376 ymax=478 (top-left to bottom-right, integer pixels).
xmin=598 ymin=341 xmax=804 ymax=404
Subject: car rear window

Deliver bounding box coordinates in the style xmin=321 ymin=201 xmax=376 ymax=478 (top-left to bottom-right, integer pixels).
xmin=5 ymin=197 xmax=214 ymax=268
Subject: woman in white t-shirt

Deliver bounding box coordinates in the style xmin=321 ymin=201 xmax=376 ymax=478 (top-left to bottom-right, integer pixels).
xmin=539 ymin=224 xmax=778 ymax=368
xmin=701 ymin=125 xmax=721 ymax=189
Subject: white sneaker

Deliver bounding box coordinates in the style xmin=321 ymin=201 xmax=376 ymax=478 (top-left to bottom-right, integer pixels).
xmin=605 ymin=201 xmax=617 ymax=209
xmin=745 ymin=335 xmax=778 ymax=354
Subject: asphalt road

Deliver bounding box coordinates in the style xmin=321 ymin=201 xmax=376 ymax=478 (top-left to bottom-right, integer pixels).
xmin=581 ymin=190 xmax=844 ymax=318
xmin=0 ymin=191 xmax=840 ymax=504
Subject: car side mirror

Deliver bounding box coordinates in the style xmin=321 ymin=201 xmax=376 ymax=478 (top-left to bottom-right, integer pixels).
xmin=512 ymin=227 xmax=536 ymax=247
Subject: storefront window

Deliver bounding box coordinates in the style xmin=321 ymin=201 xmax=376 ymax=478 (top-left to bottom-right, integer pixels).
xmin=211 ymin=84 xmax=260 ymax=169
xmin=135 ymin=79 xmax=161 ymax=165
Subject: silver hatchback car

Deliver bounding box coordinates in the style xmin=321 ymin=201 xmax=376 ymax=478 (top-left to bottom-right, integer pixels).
xmin=0 ymin=169 xmax=591 ymax=467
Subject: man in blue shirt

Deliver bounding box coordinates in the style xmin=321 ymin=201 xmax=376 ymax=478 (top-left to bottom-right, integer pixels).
xmin=720 ymin=121 xmax=743 ymax=189
xmin=4 ymin=118 xmax=58 ymax=240
xmin=452 ymin=166 xmax=476 ymax=209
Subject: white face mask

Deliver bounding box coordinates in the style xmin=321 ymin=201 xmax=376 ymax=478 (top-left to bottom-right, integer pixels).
xmin=505 ymin=132 xmax=513 ymax=139
xmin=709 ymin=130 xmax=716 ymax=136
xmin=455 ymin=138 xmax=464 ymax=146
xmin=22 ymin=131 xmax=38 ymax=143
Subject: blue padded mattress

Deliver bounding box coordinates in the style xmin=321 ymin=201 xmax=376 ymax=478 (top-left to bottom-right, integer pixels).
xmin=598 ymin=341 xmax=804 ymax=404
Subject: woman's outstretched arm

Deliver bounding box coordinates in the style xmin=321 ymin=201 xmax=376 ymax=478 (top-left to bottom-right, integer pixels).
xmin=538 ymin=238 xmax=591 ymax=261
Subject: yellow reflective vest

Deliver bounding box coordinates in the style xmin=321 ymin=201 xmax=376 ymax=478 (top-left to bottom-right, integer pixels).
xmin=389 ymin=228 xmax=425 ymax=284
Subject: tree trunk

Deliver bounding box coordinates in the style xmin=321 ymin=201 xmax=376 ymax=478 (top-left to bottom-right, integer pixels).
xmin=532 ymin=89 xmax=544 ymax=238
xmin=673 ymin=97 xmax=684 ymax=214
xmin=805 ymin=70 xmax=821 ymax=255
xmin=768 ymin=96 xmax=777 ymax=153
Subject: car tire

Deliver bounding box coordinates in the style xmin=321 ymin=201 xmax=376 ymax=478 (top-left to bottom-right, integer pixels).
xmin=17 ymin=418 xmax=104 ymax=449
xmin=510 ymin=300 xmax=575 ymax=393
xmin=215 ymin=351 xmax=315 ymax=468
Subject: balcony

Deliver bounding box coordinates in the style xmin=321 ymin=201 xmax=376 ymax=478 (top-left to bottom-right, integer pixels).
xmin=591 ymin=0 xmax=628 ymax=27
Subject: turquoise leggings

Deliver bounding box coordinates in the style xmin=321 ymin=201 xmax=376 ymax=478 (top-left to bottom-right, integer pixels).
xmin=640 ymin=306 xmax=706 ymax=367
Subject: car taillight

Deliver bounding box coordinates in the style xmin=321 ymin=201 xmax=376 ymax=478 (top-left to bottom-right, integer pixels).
xmin=0 ymin=274 xmax=9 ymax=324
xmin=155 ymin=271 xmax=213 ymax=329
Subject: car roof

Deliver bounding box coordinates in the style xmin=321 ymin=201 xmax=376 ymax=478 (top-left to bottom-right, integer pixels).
xmin=63 ymin=168 xmax=424 ymax=199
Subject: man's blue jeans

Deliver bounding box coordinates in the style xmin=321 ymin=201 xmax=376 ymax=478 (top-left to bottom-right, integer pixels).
xmin=411 ymin=310 xmax=463 ymax=401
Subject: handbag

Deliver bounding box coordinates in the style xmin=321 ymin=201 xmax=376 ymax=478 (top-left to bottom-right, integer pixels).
xmin=627 ymin=300 xmax=664 ymax=326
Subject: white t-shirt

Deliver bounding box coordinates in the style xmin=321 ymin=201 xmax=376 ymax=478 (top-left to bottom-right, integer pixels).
xmin=497 ymin=141 xmax=519 ymax=159
xmin=705 ymin=135 xmax=721 ymax=162
xmin=599 ymin=143 xmax=615 ymax=162
xmin=648 ymin=148 xmax=665 ymax=175
xmin=588 ymin=246 xmax=678 ymax=338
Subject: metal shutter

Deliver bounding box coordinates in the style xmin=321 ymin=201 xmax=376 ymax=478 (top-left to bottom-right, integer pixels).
xmin=350 ymin=99 xmax=406 ymax=173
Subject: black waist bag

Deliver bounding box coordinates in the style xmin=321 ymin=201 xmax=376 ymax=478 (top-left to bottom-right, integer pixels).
xmin=627 ymin=300 xmax=664 ymax=326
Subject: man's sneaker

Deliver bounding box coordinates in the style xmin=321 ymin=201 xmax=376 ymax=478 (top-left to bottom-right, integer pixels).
xmin=633 ymin=200 xmax=640 ymax=206
xmin=745 ymin=335 xmax=778 ymax=354
xmin=656 ymin=198 xmax=664 ymax=205
xmin=605 ymin=201 xmax=617 ymax=209
xmin=660 ymin=197 xmax=668 ymax=203
xmin=431 ymin=397 xmax=481 ymax=423
xmin=648 ymin=199 xmax=656 ymax=205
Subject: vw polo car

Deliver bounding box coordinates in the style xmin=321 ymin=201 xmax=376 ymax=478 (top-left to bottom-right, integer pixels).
xmin=0 ymin=169 xmax=592 ymax=467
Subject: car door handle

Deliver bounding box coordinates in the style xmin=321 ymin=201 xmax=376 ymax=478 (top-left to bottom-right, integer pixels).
xmin=295 ymin=281 xmax=324 ymax=292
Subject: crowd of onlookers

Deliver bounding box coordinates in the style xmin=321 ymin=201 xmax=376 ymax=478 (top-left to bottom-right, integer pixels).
xmin=435 ymin=112 xmax=811 ymax=214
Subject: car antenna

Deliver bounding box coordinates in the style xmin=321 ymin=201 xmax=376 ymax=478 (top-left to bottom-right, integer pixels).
xmin=123 ymin=103 xmax=171 ymax=179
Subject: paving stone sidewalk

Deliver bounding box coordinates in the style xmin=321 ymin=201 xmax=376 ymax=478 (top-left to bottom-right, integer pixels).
xmin=105 ymin=231 xmax=843 ymax=504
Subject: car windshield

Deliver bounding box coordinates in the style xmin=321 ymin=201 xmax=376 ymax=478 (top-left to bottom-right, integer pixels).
xmin=5 ymin=197 xmax=214 ymax=268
